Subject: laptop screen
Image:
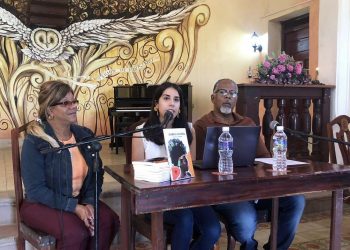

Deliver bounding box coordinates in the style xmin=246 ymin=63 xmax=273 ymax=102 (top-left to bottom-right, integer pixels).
xmin=198 ymin=126 xmax=261 ymax=169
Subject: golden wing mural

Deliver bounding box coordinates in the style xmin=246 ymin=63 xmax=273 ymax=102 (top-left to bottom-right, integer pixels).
xmin=0 ymin=3 xmax=210 ymax=137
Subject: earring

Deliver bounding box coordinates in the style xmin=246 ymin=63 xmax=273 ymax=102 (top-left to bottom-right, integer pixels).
xmin=177 ymin=110 xmax=180 ymax=118
xmin=154 ymin=107 xmax=159 ymax=116
xmin=48 ymin=114 xmax=54 ymax=120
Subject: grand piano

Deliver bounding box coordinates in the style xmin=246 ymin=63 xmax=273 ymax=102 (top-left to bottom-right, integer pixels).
xmin=109 ymin=83 xmax=192 ymax=153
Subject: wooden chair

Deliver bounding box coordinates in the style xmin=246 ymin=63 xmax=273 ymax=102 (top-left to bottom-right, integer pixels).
xmin=124 ymin=118 xmax=147 ymax=165
xmin=123 ymin=118 xmax=173 ymax=249
xmin=11 ymin=123 xmax=56 ymax=250
xmin=327 ymin=115 xmax=350 ymax=165
xmin=221 ymin=209 xmax=270 ymax=250
xmin=327 ymin=115 xmax=350 ymax=200
xmin=220 ymin=149 xmax=271 ymax=250
xmin=124 ymin=120 xmax=225 ymax=249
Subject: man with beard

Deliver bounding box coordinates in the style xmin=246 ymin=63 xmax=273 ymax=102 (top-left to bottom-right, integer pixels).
xmin=193 ymin=78 xmax=305 ymax=250
xmin=194 ymin=78 xmax=270 ymax=160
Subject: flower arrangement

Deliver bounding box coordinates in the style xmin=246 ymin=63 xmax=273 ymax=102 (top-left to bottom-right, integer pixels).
xmin=257 ymin=52 xmax=311 ymax=85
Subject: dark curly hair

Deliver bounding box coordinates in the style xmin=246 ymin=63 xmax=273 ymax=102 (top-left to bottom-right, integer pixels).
xmin=168 ymin=138 xmax=187 ymax=166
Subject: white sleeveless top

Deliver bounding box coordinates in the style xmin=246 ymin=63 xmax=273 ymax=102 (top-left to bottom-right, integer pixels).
xmin=136 ymin=122 xmax=192 ymax=160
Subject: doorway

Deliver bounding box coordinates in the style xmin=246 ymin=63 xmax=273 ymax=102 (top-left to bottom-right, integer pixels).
xmin=281 ymin=14 xmax=309 ymax=71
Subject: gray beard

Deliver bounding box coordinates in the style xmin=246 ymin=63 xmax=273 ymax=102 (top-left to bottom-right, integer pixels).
xmin=220 ymin=106 xmax=232 ymax=114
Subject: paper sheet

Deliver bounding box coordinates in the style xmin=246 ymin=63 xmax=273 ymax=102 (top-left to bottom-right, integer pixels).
xmin=255 ymin=158 xmax=308 ymax=166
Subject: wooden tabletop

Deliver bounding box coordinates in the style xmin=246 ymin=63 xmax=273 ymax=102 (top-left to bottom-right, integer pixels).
xmin=105 ymin=161 xmax=350 ymax=214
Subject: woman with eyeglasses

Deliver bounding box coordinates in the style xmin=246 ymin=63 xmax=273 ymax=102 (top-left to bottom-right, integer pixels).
xmin=20 ymin=80 xmax=119 ymax=249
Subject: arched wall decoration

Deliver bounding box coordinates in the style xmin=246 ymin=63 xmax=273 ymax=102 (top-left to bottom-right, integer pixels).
xmin=0 ymin=4 xmax=210 ymax=138
xmin=68 ymin=0 xmax=198 ymax=23
xmin=0 ymin=0 xmax=29 ymax=24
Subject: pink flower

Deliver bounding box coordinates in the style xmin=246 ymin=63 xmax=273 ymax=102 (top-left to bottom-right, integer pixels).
xmin=277 ymin=64 xmax=286 ymax=72
xmin=257 ymin=52 xmax=309 ymax=84
xmin=295 ymin=63 xmax=302 ymax=75
xmin=263 ymin=61 xmax=271 ymax=68
xmin=272 ymin=67 xmax=279 ymax=75
xmin=278 ymin=54 xmax=287 ymax=63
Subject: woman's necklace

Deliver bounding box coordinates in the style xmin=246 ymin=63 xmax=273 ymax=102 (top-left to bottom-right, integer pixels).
xmin=59 ymin=134 xmax=74 ymax=157
xmin=57 ymin=132 xmax=73 ymax=143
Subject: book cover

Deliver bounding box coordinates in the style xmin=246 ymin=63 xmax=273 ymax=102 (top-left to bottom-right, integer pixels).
xmin=163 ymin=128 xmax=195 ymax=181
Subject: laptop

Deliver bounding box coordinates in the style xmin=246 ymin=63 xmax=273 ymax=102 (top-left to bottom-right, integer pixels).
xmin=194 ymin=126 xmax=261 ymax=169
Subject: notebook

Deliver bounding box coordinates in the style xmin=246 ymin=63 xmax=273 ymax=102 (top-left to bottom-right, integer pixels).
xmin=194 ymin=126 xmax=261 ymax=169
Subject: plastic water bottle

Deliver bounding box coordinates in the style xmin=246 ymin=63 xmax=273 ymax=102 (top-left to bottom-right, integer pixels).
xmin=218 ymin=127 xmax=234 ymax=174
xmin=272 ymin=126 xmax=288 ymax=171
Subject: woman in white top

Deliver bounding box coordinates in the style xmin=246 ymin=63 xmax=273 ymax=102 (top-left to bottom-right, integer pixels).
xmin=132 ymin=82 xmax=221 ymax=250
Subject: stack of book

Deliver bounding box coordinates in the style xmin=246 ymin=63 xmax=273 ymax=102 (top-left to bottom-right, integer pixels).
xmin=132 ymin=160 xmax=171 ymax=182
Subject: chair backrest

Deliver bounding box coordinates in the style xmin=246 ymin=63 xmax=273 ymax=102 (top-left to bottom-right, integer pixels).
xmin=124 ymin=118 xmax=147 ymax=164
xmin=327 ymin=115 xmax=350 ymax=164
xmin=11 ymin=123 xmax=29 ymax=232
xmin=11 ymin=123 xmax=56 ymax=249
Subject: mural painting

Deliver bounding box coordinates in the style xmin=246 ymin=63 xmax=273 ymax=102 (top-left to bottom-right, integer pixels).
xmin=0 ymin=0 xmax=210 ymax=138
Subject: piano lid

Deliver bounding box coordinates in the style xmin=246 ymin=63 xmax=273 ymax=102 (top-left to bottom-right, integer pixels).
xmin=113 ymin=83 xmax=191 ymax=108
xmin=114 ymin=83 xmax=148 ymax=99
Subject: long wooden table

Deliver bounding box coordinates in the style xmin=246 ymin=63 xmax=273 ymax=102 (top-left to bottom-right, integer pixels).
xmin=105 ymin=161 xmax=350 ymax=250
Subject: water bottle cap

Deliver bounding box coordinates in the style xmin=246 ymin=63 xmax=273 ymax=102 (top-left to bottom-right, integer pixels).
xmin=222 ymin=126 xmax=229 ymax=132
xmin=276 ymin=126 xmax=284 ymax=131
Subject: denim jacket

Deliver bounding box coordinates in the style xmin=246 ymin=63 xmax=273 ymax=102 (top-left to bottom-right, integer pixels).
xmin=21 ymin=121 xmax=104 ymax=212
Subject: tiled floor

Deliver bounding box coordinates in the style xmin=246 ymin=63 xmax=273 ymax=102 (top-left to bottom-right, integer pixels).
xmin=1 ymin=141 xmax=350 ymax=249
xmin=120 ymin=205 xmax=350 ymax=250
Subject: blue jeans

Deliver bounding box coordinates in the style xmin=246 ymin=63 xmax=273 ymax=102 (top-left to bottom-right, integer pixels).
xmin=163 ymin=206 xmax=221 ymax=250
xmin=213 ymin=195 xmax=305 ymax=250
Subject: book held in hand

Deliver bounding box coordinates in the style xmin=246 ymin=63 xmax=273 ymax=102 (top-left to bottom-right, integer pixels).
xmin=132 ymin=158 xmax=171 ymax=182
xmin=163 ymin=128 xmax=195 ymax=181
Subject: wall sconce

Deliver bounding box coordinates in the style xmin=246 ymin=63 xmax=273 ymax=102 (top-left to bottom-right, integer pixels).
xmin=251 ymin=32 xmax=262 ymax=53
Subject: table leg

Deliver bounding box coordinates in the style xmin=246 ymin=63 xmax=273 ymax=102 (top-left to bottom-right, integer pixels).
xmin=330 ymin=189 xmax=343 ymax=250
xmin=121 ymin=186 xmax=134 ymax=250
xmin=108 ymin=109 xmax=114 ymax=149
xmin=270 ymin=197 xmax=279 ymax=250
xmin=151 ymin=212 xmax=164 ymax=250
xmin=114 ymin=115 xmax=119 ymax=154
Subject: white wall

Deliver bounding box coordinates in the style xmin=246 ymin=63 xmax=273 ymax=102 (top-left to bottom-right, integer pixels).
xmin=187 ymin=0 xmax=266 ymax=122
xmin=318 ymin=0 xmax=338 ymax=85
xmin=187 ymin=0 xmax=329 ymax=122
xmin=333 ymin=0 xmax=350 ymax=118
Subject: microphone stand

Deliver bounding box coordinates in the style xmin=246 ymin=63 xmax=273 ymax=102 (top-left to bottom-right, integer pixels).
xmin=40 ymin=123 xmax=161 ymax=250
xmin=92 ymin=141 xmax=101 ymax=250
xmin=283 ymin=127 xmax=350 ymax=146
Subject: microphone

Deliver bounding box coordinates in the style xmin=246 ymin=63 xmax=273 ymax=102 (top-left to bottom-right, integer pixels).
xmin=161 ymin=110 xmax=174 ymax=128
xmin=41 ymin=111 xmax=175 ymax=154
xmin=269 ymin=120 xmax=280 ymax=130
xmin=268 ymin=120 xmax=350 ymax=146
xmin=40 ymin=122 xmax=162 ymax=154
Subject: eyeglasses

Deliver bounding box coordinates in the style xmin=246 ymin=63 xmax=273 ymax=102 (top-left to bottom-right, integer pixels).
xmin=214 ymin=89 xmax=238 ymax=97
xmin=51 ymin=100 xmax=79 ymax=107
